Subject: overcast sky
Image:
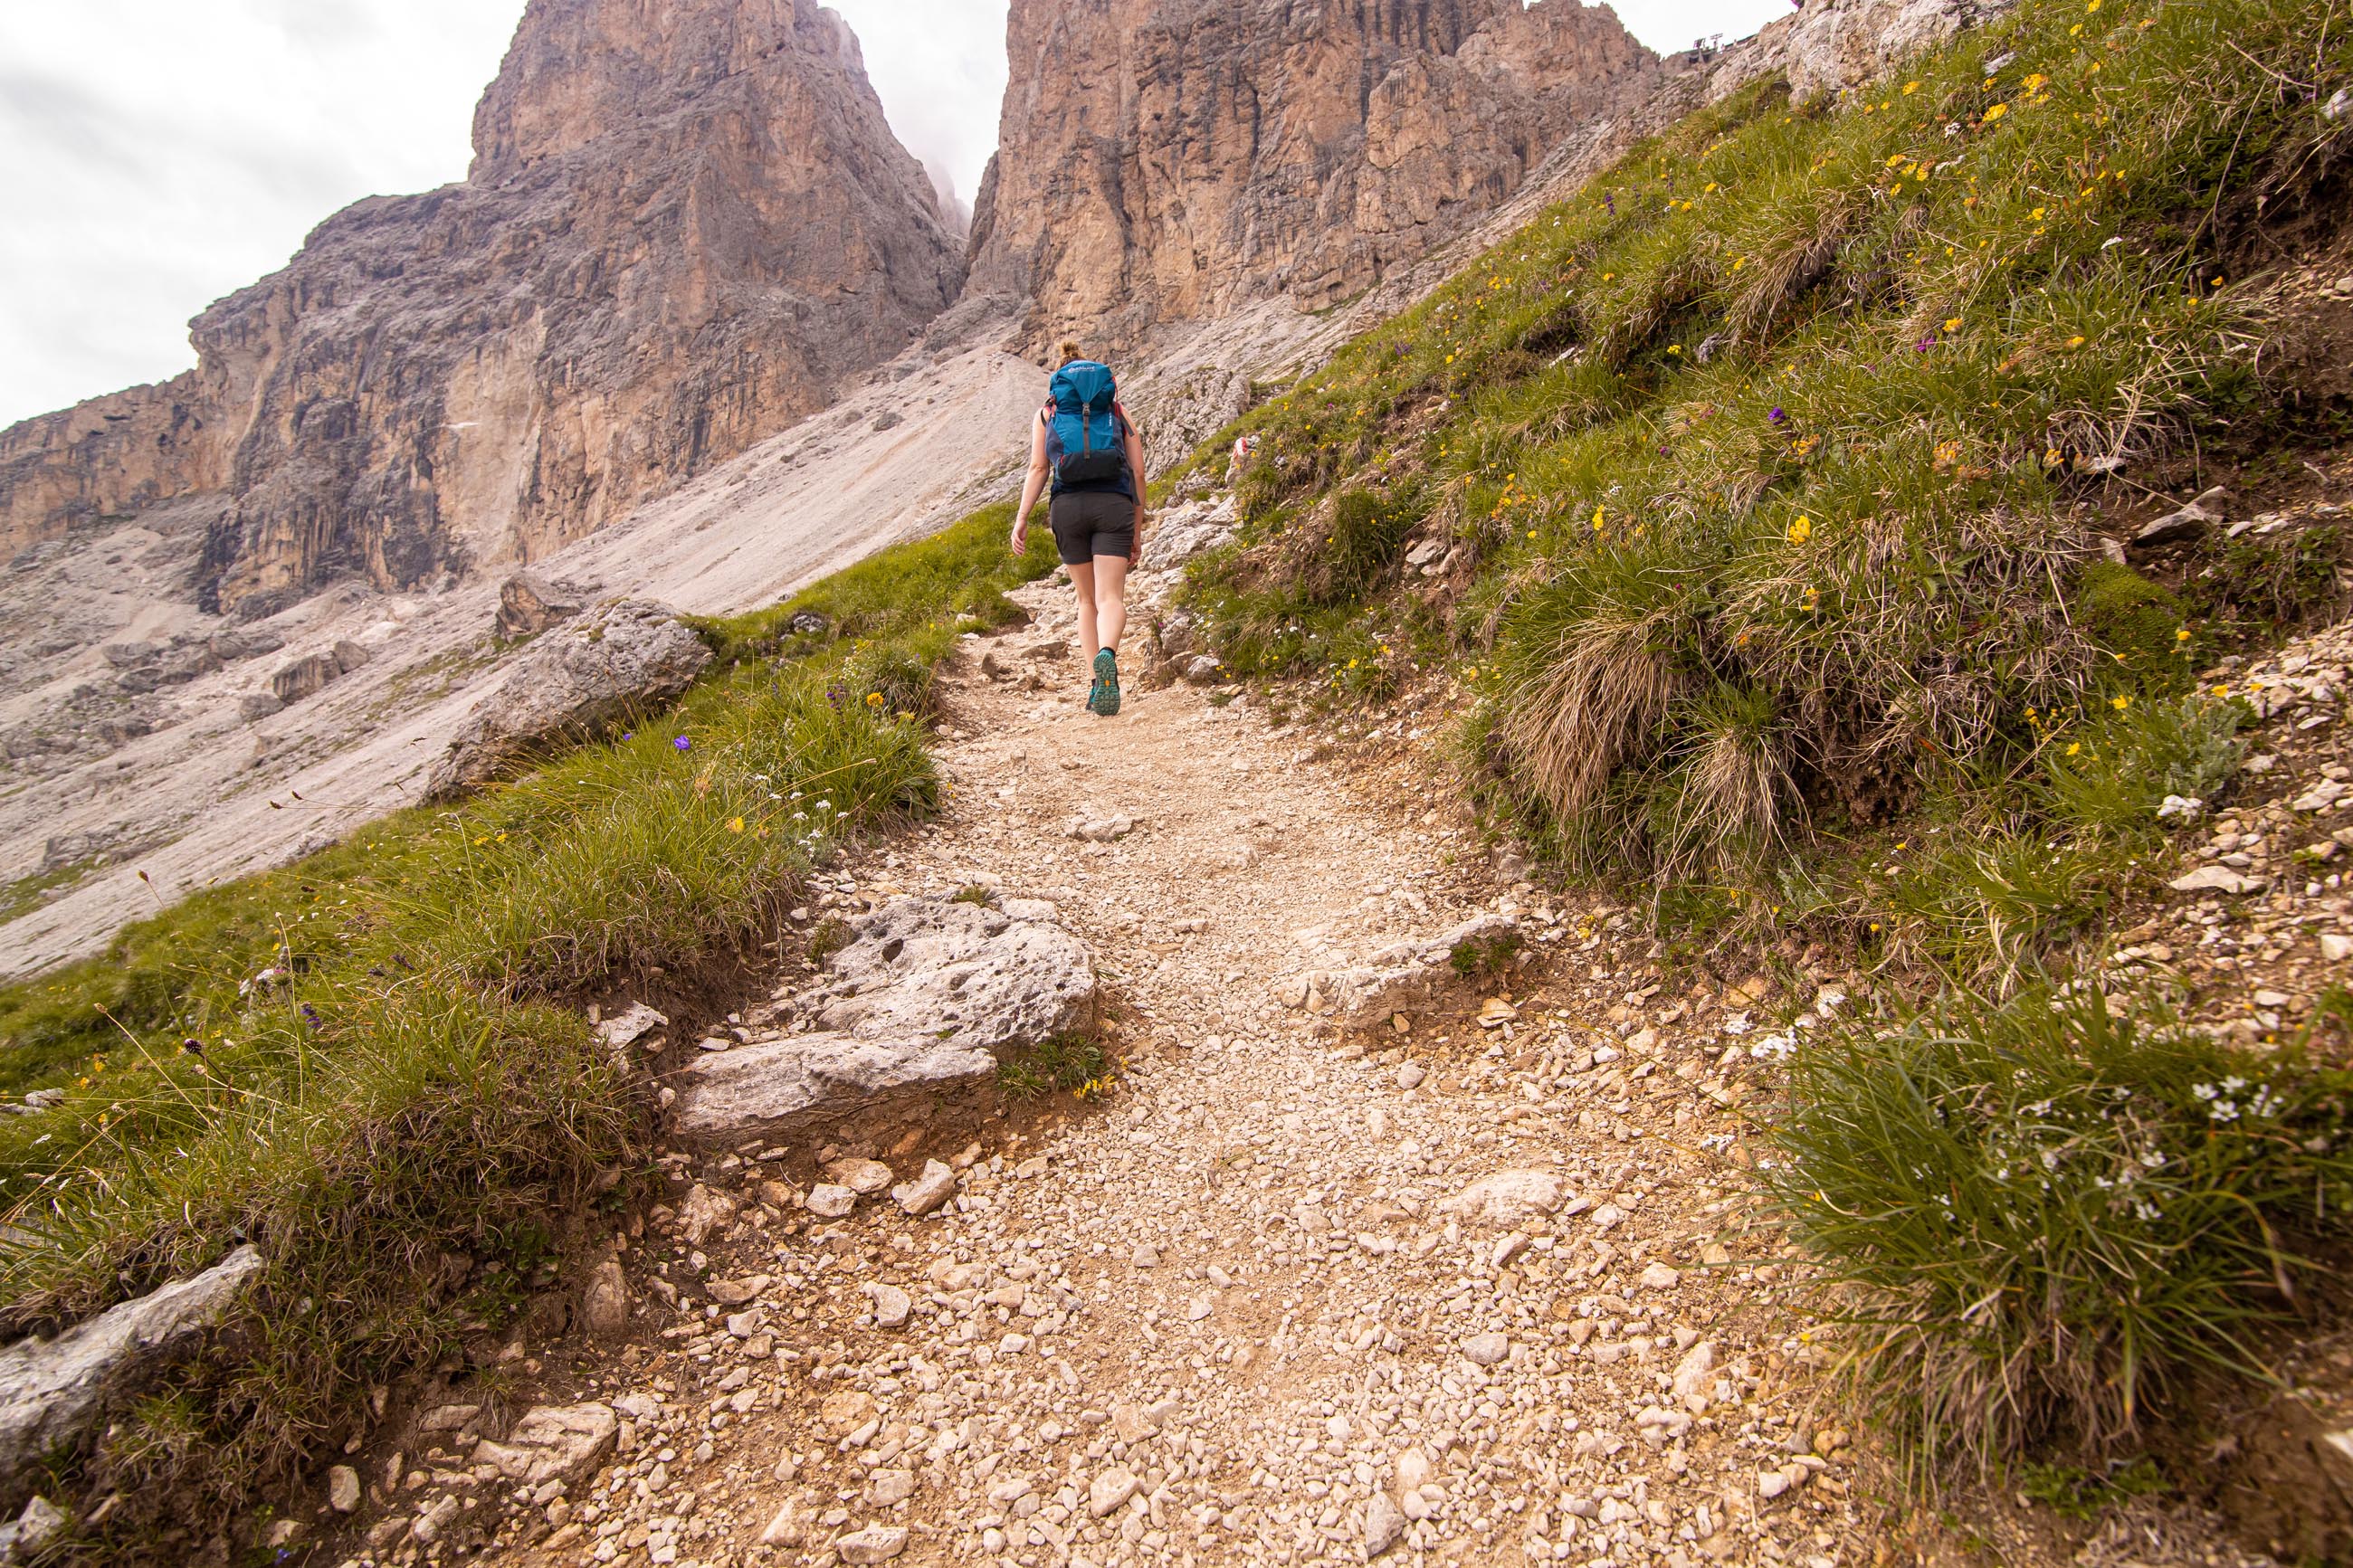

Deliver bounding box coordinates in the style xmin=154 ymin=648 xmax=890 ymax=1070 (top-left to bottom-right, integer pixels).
xmin=0 ymin=0 xmax=1779 ymax=429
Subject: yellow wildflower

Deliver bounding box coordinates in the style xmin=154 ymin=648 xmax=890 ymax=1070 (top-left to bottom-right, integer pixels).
xmin=2110 ymin=695 xmax=2131 ymax=711
xmin=727 ymin=816 xmax=746 ymax=834
xmin=1786 ymin=516 xmax=1813 ymax=545
xmin=1984 ymin=102 xmax=2008 ymax=121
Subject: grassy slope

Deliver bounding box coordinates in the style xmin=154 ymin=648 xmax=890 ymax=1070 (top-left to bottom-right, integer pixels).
xmin=1176 ymin=0 xmax=2353 ymax=1485
xmin=0 ymin=504 xmax=1053 ymax=1539
xmin=1185 ymin=0 xmax=2342 ymax=979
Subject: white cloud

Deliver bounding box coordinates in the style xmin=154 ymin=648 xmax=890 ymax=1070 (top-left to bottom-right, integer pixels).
xmin=827 ymin=0 xmax=1009 ymax=216
xmin=0 ymin=0 xmax=520 ymax=426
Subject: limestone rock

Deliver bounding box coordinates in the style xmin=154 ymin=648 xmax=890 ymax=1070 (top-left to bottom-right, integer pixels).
xmin=673 ymin=896 xmax=1095 ymax=1143
xmin=1138 ymin=497 xmax=1237 ymax=574
xmin=971 ymin=0 xmax=1658 ymax=348
xmin=5 ymin=0 xmax=963 ymax=609
xmin=892 ymin=1160 xmax=959 ymax=1217
xmin=328 ymin=1464 xmax=361 ymax=1513
xmin=593 ymin=1003 xmax=668 ymax=1051
xmin=824 ymin=1157 xmax=895 ymax=1194
xmin=1088 ymin=1466 xmax=1140 ymax=1517
xmin=426 ymin=600 xmax=712 ymax=799
xmin=806 ymin=1183 xmax=858 ymax=1219
xmin=270 ymin=653 xmax=342 ymax=706
xmin=834 ymin=1525 xmax=910 ymax=1564
xmin=496 ymin=571 xmax=587 ymax=639
xmin=0 ymin=1244 xmax=262 ymax=1493
xmin=570 ymin=1263 xmax=629 ymax=1330
xmin=1441 ymin=1169 xmax=1565 ymax=1226
xmin=868 ymin=1283 xmax=913 ymax=1328
xmin=0 ymin=1496 xmax=64 ymax=1562
xmin=1366 ymin=1489 xmax=1407 ymax=1557
xmin=2136 ymin=486 xmax=2230 ymax=546
xmin=472 ymin=1403 xmax=618 ymax=1488
xmin=1461 ymin=1333 xmax=1510 ymax=1366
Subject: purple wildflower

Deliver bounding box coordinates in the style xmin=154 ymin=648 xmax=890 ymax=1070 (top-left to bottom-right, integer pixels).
xmin=1915 ymin=337 xmax=1936 ymax=353
xmin=673 ymin=736 xmax=691 ymax=753
xmin=1767 ymin=407 xmax=1786 ymax=423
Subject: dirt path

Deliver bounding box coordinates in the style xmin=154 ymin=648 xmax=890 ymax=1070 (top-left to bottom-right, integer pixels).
xmin=386 ymin=576 xmax=2266 ymax=1568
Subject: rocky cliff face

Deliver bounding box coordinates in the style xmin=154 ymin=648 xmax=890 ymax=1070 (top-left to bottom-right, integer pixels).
xmin=0 ymin=0 xmax=961 ymax=615
xmin=967 ymin=0 xmax=1660 ymax=353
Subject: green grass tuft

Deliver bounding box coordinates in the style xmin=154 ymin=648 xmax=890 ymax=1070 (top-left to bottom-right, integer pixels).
xmin=1764 ymin=987 xmax=2353 ymax=1479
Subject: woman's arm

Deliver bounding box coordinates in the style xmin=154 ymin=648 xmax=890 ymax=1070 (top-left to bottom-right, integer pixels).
xmin=1012 ymin=413 xmax=1050 ymax=555
xmin=1124 ymin=419 xmax=1148 ymax=563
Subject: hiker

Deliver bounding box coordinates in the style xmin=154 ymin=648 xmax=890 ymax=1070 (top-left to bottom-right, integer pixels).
xmin=1012 ymin=342 xmax=1146 ymax=717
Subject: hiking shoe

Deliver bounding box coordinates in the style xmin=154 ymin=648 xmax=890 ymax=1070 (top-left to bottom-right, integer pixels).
xmin=1091 ymin=649 xmax=1121 ymax=717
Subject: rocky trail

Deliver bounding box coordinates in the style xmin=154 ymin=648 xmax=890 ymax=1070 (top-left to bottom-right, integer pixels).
xmin=315 ymin=569 xmax=2288 ymax=1568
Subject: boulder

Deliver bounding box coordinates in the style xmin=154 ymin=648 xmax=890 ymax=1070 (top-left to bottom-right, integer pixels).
xmin=425 ymin=599 xmax=712 ymax=800
xmin=672 ymin=896 xmax=1096 ymax=1144
xmin=1282 ymin=914 xmax=1521 ymax=1029
xmin=331 ymin=639 xmax=373 ymax=675
xmin=0 ymin=1245 xmax=263 ymax=1492
xmin=496 ymin=571 xmax=587 ymax=639
xmin=239 ymin=691 xmax=286 ymax=722
xmin=270 ymin=652 xmax=342 ymax=704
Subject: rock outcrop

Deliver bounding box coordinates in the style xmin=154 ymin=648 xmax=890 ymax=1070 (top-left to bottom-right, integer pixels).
xmin=967 ymin=0 xmax=1660 ymax=350
xmin=1 ymin=0 xmax=962 ymax=616
xmin=0 ymin=1246 xmax=263 ymax=1497
xmin=425 ymin=599 xmax=713 ymax=799
xmin=672 ymin=894 xmax=1097 ymax=1144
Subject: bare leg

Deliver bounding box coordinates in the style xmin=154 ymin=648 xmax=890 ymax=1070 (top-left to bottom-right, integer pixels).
xmin=1067 ymin=561 xmax=1100 ymax=665
xmin=1092 ymin=553 xmax=1129 ymax=654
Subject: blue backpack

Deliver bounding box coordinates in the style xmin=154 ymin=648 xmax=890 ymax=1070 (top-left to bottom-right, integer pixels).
xmin=1044 ymin=361 xmax=1129 ymax=491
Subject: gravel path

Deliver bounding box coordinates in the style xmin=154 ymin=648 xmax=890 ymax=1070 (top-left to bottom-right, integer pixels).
xmin=367 ymin=575 xmax=2279 ymax=1568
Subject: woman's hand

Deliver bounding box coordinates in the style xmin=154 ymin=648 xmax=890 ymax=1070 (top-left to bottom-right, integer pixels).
xmin=1010 ymin=520 xmax=1029 ymax=556
xmin=1130 ymin=508 xmax=1144 ymax=565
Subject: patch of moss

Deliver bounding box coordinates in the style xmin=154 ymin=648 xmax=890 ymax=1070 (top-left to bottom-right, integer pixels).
xmin=2071 ymin=561 xmax=2192 ymax=695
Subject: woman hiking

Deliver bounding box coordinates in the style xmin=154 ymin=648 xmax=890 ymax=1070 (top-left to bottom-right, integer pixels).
xmin=1012 ymin=342 xmax=1146 ymax=717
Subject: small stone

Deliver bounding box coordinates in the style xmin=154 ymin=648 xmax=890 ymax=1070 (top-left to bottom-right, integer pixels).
xmin=1206 ymin=1264 xmax=1234 ymax=1288
xmin=891 ymin=1160 xmax=958 ymax=1216
xmin=1461 ymin=1333 xmax=1510 ymax=1366
xmin=835 ymin=1524 xmax=910 ymax=1563
xmin=869 ymin=1283 xmax=913 ymax=1328
xmin=1396 ymin=1448 xmax=1433 ymax=1491
xmin=1440 ymin=1168 xmax=1564 ymax=1226
xmin=869 ymin=1468 xmax=917 ymax=1506
xmin=2324 ymin=934 xmax=2353 ymax=963
xmin=1639 ymin=1261 xmax=1681 ymax=1290
xmin=708 ymin=1274 xmax=771 ymax=1307
xmin=1396 ymin=1062 xmax=1425 ymax=1090
xmin=825 ymin=1157 xmax=895 ymax=1194
xmin=1758 ymin=1468 xmax=1792 ymax=1500
xmin=327 ymin=1464 xmax=361 ymax=1513
xmin=1366 ymin=1490 xmax=1407 ymax=1557
xmin=1672 ymin=1340 xmax=1716 ymax=1398
xmin=760 ymin=1497 xmax=804 ymax=1546
xmin=2170 ymin=865 xmax=2258 ymax=894
xmin=1132 ymin=1244 xmax=1159 ymax=1268
xmin=580 ymin=1258 xmax=630 ymax=1336
xmin=1186 ymin=1294 xmax=1215 ymax=1322
xmin=1089 ymin=1466 xmax=1140 ymax=1516
xmin=807 ymin=1183 xmax=857 ymax=1218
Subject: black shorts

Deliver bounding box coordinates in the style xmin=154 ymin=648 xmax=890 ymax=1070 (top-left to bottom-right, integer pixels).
xmin=1048 ymin=490 xmax=1135 ymax=565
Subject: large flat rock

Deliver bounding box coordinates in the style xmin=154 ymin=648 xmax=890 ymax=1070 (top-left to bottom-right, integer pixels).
xmin=673 ymin=896 xmax=1095 ymax=1144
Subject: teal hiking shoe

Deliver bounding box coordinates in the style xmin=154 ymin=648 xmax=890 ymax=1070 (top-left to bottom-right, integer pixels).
xmin=1091 ymin=649 xmax=1121 ymax=717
